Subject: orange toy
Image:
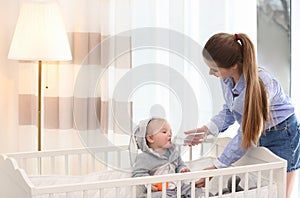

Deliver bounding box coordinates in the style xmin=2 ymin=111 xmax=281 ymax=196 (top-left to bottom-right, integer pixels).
xmin=155 ymin=182 xmax=169 ymax=191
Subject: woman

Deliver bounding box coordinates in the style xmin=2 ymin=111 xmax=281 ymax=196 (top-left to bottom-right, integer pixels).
xmin=185 ymin=33 xmax=300 ymax=198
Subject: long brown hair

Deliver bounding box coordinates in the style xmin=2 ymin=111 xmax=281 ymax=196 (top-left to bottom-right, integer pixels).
xmin=202 ymin=33 xmax=269 ymax=148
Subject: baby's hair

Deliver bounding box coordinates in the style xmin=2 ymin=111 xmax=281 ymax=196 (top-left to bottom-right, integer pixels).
xmin=146 ymin=118 xmax=167 ymax=136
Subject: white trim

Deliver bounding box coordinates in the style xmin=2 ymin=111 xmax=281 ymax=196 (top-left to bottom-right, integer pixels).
xmin=291 ymin=0 xmax=300 ymax=118
xmin=291 ymin=1 xmax=300 ymax=197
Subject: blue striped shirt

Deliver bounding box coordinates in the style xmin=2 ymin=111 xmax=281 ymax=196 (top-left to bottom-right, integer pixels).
xmin=207 ymin=69 xmax=294 ymax=168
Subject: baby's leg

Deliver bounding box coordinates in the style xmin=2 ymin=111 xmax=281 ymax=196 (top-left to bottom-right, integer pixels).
xmin=151 ymin=191 xmax=162 ymax=198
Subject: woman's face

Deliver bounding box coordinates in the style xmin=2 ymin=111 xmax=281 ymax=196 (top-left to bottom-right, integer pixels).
xmin=204 ymin=59 xmax=237 ymax=80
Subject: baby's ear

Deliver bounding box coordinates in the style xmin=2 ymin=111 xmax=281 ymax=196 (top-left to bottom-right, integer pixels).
xmin=146 ymin=135 xmax=154 ymax=143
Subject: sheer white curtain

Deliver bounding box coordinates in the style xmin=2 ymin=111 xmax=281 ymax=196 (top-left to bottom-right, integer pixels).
xmin=0 ymin=0 xmax=132 ymax=152
xmin=37 ymin=0 xmax=132 ymax=150
xmin=0 ymin=0 xmax=256 ymax=153
xmin=129 ymin=0 xmax=257 ymax=143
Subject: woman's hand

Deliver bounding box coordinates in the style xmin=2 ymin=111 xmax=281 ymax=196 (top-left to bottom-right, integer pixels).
xmin=195 ymin=166 xmax=217 ymax=187
xmin=184 ymin=126 xmax=208 ymax=146
xmin=180 ymin=168 xmax=190 ymax=173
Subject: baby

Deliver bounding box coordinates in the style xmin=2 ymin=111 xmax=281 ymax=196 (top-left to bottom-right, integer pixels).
xmin=132 ymin=118 xmax=202 ymax=198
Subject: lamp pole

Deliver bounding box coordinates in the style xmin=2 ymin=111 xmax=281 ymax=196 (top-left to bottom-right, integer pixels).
xmin=38 ymin=60 xmax=42 ymax=151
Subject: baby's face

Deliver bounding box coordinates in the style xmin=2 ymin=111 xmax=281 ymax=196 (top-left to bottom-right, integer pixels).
xmin=148 ymin=120 xmax=173 ymax=149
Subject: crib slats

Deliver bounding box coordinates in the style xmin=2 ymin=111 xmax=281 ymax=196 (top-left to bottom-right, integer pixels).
xmin=178 ymin=146 xmax=182 ymax=160
xmin=205 ymin=177 xmax=209 ymax=198
xmin=99 ymin=189 xmax=104 ymax=198
xmin=244 ymin=172 xmax=249 ymax=198
xmin=37 ymin=157 xmax=41 ymax=175
xmin=162 ymin=183 xmax=166 ymax=198
xmin=132 ymin=185 xmax=137 ymax=198
xmin=104 ymin=152 xmax=108 ymax=169
xmin=65 ymin=155 xmax=69 ymax=175
xmin=257 ymin=170 xmax=262 ymax=197
xmin=66 ymin=192 xmax=71 ymax=198
xmin=268 ymin=169 xmax=273 ymax=198
xmin=146 ymin=184 xmax=152 ymax=198
xmin=215 ymin=143 xmax=219 ymax=157
xmin=117 ymin=151 xmax=121 ymax=168
xmin=189 ymin=146 xmax=193 ymax=161
xmin=22 ymin=158 xmax=27 ymax=172
xmin=176 ymin=180 xmax=182 ymax=197
xmin=78 ymin=154 xmax=82 ymax=175
xmin=218 ymin=175 xmax=223 ymax=196
xmin=51 ymin=156 xmax=55 ymax=174
xmin=258 ymin=171 xmax=262 ymax=188
xmin=116 ymin=187 xmax=120 ymax=198
xmin=91 ymin=156 xmax=96 ymax=172
xmin=232 ymin=174 xmax=236 ymax=197
xmin=190 ymin=180 xmax=195 ymax=198
xmin=200 ymin=144 xmax=204 ymax=157
xmin=83 ymin=190 xmax=88 ymax=198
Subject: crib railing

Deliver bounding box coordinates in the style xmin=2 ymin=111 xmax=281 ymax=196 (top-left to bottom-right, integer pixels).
xmin=8 ymin=145 xmax=129 ymax=175
xmin=4 ymin=137 xmax=286 ymax=198
xmin=29 ymin=160 xmax=285 ymax=198
xmin=7 ymin=137 xmax=225 ymax=176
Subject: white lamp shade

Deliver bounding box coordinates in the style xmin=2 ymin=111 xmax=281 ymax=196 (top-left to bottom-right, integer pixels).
xmin=8 ymin=0 xmax=72 ymax=61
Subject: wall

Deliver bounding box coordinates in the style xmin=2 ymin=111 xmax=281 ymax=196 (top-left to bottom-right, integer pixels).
xmin=0 ymin=0 xmax=21 ymax=152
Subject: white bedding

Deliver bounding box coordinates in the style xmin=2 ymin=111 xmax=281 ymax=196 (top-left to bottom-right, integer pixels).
xmin=30 ymin=170 xmax=132 ymax=198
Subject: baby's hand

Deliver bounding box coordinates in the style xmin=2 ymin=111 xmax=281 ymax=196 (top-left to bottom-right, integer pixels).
xmin=180 ymin=168 xmax=190 ymax=173
xmin=151 ymin=184 xmax=159 ymax=191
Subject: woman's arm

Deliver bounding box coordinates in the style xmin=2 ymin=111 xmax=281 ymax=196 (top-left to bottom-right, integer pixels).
xmin=214 ymin=127 xmax=247 ymax=168
xmin=184 ymin=104 xmax=235 ymax=145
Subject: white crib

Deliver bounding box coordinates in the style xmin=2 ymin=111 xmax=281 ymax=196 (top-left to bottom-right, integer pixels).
xmin=0 ymin=137 xmax=287 ymax=198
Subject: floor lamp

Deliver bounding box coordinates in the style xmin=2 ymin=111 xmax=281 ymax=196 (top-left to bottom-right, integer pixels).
xmin=8 ymin=1 xmax=72 ymax=151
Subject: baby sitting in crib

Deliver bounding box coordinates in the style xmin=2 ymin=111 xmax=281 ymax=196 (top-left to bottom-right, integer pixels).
xmin=131 ymin=117 xmax=202 ymax=198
